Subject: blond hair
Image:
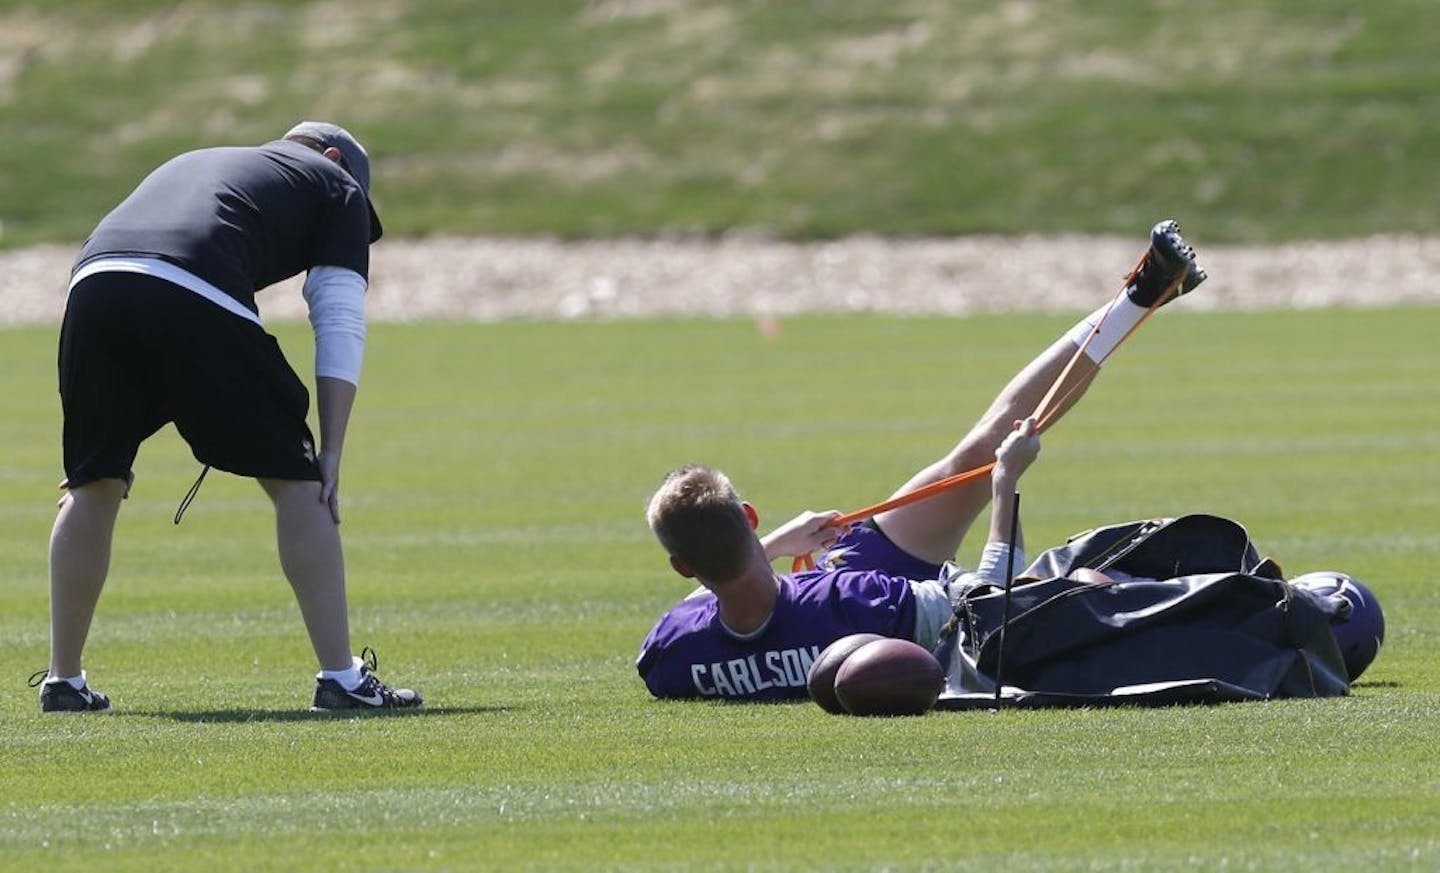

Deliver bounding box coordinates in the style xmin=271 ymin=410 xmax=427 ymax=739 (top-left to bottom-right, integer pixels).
xmin=646 ymin=465 xmax=754 ymax=582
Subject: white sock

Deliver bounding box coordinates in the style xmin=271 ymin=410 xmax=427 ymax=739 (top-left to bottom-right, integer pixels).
xmin=1065 ymin=294 xmax=1150 ymax=364
xmin=46 ymin=672 xmax=87 ymax=690
xmin=976 ymin=541 xmax=1027 ymax=586
xmin=318 ymin=656 xmax=365 ymax=691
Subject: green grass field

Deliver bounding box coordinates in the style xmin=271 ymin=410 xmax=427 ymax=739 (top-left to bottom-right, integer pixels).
xmin=4 ymin=6 xmax=1439 ymax=868
xmin=2 ymin=308 xmax=1437 ymax=871
xmin=4 ymin=1 xmax=1440 ymax=245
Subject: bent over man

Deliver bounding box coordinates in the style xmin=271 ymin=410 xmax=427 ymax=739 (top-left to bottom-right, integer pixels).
xmin=39 ymin=122 xmax=421 ymax=713
xmin=637 ymin=221 xmax=1206 ymax=701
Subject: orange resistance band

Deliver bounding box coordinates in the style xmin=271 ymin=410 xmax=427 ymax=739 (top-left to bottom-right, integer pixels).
xmin=790 ymin=268 xmax=1184 ymax=572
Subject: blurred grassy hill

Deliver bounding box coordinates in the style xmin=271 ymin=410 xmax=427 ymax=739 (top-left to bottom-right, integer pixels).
xmin=1 ymin=0 xmax=1436 ymax=248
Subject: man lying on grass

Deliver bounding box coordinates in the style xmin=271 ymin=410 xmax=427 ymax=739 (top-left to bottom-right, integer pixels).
xmin=637 ymin=222 xmax=1384 ymax=702
xmin=637 ymin=220 xmax=1205 ymax=701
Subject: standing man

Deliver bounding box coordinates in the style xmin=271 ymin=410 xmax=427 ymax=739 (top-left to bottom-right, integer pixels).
xmin=39 ymin=122 xmax=422 ymax=712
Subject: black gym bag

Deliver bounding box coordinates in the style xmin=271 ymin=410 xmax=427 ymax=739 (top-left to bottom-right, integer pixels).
xmin=934 ymin=515 xmax=1351 ymax=709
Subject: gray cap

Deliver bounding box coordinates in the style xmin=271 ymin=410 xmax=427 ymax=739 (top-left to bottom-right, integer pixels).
xmin=284 ymin=120 xmax=383 ymax=242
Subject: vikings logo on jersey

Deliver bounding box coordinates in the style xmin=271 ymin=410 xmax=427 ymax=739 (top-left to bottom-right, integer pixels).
xmin=818 ymin=544 xmax=856 ymax=570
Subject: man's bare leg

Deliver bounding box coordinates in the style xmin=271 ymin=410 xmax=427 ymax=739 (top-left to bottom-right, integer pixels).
xmin=874 ymin=335 xmax=1099 ymax=565
xmin=874 ymin=220 xmax=1206 ymax=566
xmin=261 ymin=478 xmax=352 ymax=671
xmin=47 ymin=478 xmax=128 ymax=677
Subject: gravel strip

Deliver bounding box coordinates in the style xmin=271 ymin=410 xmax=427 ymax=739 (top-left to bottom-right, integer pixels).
xmin=4 ymin=234 xmax=1436 ymax=325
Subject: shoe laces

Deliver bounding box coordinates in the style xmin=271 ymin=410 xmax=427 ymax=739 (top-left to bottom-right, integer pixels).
xmin=359 ymin=645 xmax=379 ymax=676
xmin=353 ymin=646 xmax=405 ymax=701
xmin=1122 ymin=249 xmax=1152 ymax=290
xmin=27 ymin=669 xmax=49 ymax=689
xmin=352 ymin=668 xmax=404 ymax=704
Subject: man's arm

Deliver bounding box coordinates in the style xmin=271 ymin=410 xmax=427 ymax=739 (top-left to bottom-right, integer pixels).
xmin=976 ymin=417 xmax=1040 ymax=583
xmin=314 ymin=376 xmax=356 ymax=523
xmin=761 ymin=511 xmax=845 ymax=562
xmin=303 ymin=266 xmax=368 ymax=523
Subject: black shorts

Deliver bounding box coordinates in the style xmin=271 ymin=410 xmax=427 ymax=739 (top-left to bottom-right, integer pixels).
xmin=58 ymin=272 xmax=321 ymax=487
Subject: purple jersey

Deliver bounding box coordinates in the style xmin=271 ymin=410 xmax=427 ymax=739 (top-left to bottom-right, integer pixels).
xmin=636 ymin=569 xmax=917 ymax=701
xmin=819 ymin=520 xmax=946 ymax=581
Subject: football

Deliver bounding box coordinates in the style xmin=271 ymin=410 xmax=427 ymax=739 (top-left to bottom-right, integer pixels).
xmin=807 ymin=633 xmax=886 ymax=714
xmin=833 ymin=638 xmax=945 ymax=717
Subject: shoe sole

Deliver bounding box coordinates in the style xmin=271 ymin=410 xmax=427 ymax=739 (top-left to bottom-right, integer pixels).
xmin=308 ymin=703 xmax=425 ymax=714
xmin=1150 ymin=221 xmax=1207 ymax=295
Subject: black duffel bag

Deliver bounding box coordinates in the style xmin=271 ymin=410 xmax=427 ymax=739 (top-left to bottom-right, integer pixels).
xmin=935 ymin=515 xmax=1351 ymax=709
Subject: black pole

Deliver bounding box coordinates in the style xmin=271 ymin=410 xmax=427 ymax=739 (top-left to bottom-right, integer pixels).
xmin=992 ymin=491 xmax=1022 ymax=709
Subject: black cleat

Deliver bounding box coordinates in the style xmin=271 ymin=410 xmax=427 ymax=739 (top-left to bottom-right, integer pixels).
xmin=1124 ymin=219 xmax=1207 ymax=307
xmin=310 ymin=647 xmax=423 ymax=712
xmin=31 ymin=671 xmax=112 ymax=713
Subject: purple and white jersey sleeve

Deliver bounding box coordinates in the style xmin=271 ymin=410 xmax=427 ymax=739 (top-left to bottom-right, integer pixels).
xmin=635 ymin=569 xmax=918 ymax=701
